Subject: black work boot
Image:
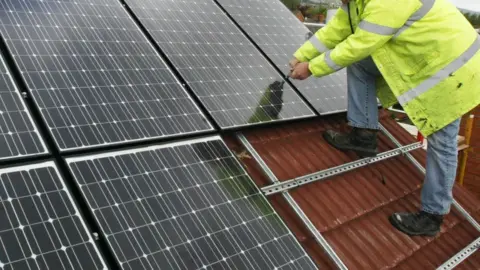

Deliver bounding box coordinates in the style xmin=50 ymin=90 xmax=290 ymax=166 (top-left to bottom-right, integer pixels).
xmin=323 ymin=128 xmax=378 ymax=157
xmin=389 ymin=211 xmax=443 ymax=237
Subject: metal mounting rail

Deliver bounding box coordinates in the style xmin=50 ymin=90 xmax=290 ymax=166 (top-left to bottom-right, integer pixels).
xmin=436 ymin=237 xmax=480 ymax=270
xmin=379 ymin=124 xmax=480 ymax=233
xmin=261 ymin=142 xmax=422 ymax=196
xmin=236 ymin=133 xmax=347 ymax=270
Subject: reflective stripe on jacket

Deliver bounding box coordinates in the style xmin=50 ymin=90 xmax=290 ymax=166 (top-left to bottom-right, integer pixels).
xmin=294 ymin=0 xmax=480 ymax=136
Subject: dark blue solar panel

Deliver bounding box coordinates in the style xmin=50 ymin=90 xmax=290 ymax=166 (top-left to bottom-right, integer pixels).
xmin=0 ymin=54 xmax=47 ymax=160
xmin=124 ymin=0 xmax=316 ymax=128
xmin=0 ymin=162 xmax=106 ymax=269
xmin=216 ymin=0 xmax=348 ymax=115
xmin=0 ymin=0 xmax=214 ymax=151
xmin=67 ymin=137 xmax=318 ymax=270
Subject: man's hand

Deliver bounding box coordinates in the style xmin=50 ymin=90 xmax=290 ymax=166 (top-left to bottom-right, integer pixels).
xmin=290 ymin=62 xmax=312 ymax=80
xmin=289 ymin=58 xmax=300 ymax=70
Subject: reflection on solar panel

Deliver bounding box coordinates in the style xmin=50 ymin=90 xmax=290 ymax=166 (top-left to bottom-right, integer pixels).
xmin=0 ymin=55 xmax=47 ymax=160
xmin=67 ymin=136 xmax=317 ymax=270
xmin=0 ymin=162 xmax=106 ymax=269
xmin=0 ymin=0 xmax=214 ymax=151
xmin=124 ymin=0 xmax=316 ymax=128
xmin=216 ymin=0 xmax=348 ymax=115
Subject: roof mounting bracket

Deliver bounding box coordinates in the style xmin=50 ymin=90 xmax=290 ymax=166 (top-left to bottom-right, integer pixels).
xmin=260 ymin=142 xmax=422 ymax=196
xmin=236 ymin=132 xmax=347 ymax=270
xmin=436 ymin=236 xmax=480 ymax=270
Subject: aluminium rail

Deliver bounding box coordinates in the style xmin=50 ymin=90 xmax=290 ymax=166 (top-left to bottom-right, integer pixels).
xmin=261 ymin=142 xmax=422 ymax=195
xmin=436 ymin=236 xmax=480 ymax=270
xmin=236 ymin=133 xmax=347 ymax=270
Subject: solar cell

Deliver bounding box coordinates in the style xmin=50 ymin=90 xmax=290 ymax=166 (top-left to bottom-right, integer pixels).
xmin=0 ymin=161 xmax=106 ymax=269
xmin=216 ymin=0 xmax=348 ymax=115
xmin=124 ymin=0 xmax=316 ymax=128
xmin=0 ymin=54 xmax=47 ymax=160
xmin=67 ymin=136 xmax=317 ymax=270
xmin=0 ymin=0 xmax=214 ymax=151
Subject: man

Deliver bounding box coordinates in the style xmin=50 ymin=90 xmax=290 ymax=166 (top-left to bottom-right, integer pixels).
xmin=289 ymin=0 xmax=480 ymax=237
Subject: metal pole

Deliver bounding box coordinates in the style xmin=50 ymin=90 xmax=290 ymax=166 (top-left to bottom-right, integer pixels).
xmin=436 ymin=236 xmax=480 ymax=270
xmin=458 ymin=115 xmax=474 ymax=185
xmin=379 ymin=124 xmax=480 ymax=232
xmin=262 ymin=142 xmax=422 ymax=195
xmin=236 ymin=133 xmax=348 ymax=270
xmin=302 ymin=22 xmax=327 ymax=28
xmin=387 ymin=107 xmax=407 ymax=114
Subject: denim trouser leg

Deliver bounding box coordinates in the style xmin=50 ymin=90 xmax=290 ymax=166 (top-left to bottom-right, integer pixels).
xmin=347 ymin=56 xmax=460 ymax=215
xmin=421 ymin=118 xmax=461 ymax=215
xmin=347 ymin=56 xmax=381 ymax=130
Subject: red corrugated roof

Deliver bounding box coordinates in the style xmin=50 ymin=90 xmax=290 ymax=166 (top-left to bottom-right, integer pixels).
xmin=224 ymin=110 xmax=480 ymax=269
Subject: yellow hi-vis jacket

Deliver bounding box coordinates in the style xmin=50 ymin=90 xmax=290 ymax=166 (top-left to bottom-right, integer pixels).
xmin=294 ymin=0 xmax=480 ymax=137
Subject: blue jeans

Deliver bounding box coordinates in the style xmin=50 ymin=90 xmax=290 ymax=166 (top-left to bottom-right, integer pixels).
xmin=347 ymin=57 xmax=460 ymax=215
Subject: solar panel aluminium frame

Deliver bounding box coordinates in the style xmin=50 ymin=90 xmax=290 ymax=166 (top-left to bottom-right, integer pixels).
xmin=65 ymin=135 xmax=318 ymax=270
xmin=121 ymin=0 xmax=318 ymax=130
xmin=0 ymin=52 xmax=48 ymax=162
xmin=0 ymin=0 xmax=216 ymax=153
xmin=0 ymin=161 xmax=108 ymax=270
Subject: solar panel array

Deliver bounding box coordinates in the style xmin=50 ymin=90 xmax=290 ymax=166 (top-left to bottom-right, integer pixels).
xmin=0 ymin=54 xmax=47 ymax=160
xmin=0 ymin=0 xmax=213 ymax=151
xmin=0 ymin=0 xmax=358 ymax=268
xmin=67 ymin=137 xmax=317 ymax=270
xmin=124 ymin=0 xmax=316 ymax=128
xmin=0 ymin=162 xmax=106 ymax=269
xmin=216 ymin=0 xmax=348 ymax=115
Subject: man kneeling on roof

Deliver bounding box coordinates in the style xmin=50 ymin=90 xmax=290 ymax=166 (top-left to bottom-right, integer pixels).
xmin=289 ymin=0 xmax=480 ymax=237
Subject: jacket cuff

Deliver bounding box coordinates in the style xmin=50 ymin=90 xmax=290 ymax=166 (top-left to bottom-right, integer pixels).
xmin=308 ymin=54 xmax=335 ymax=77
xmin=293 ymin=50 xmax=309 ymax=62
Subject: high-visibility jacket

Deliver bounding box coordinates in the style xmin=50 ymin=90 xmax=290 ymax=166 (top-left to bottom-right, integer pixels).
xmin=294 ymin=0 xmax=480 ymax=136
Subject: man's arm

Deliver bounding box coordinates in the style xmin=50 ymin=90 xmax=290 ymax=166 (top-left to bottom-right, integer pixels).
xmin=293 ymin=4 xmax=352 ymax=63
xmin=307 ymin=0 xmax=419 ymax=77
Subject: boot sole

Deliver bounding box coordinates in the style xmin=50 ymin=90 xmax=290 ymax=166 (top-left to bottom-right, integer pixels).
xmin=323 ymin=132 xmax=378 ymax=157
xmin=388 ymin=215 xmax=439 ymax=237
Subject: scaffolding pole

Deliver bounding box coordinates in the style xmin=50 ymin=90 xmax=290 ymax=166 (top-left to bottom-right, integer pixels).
xmin=236 ymin=133 xmax=347 ymax=270
xmin=458 ymin=114 xmax=474 ymax=186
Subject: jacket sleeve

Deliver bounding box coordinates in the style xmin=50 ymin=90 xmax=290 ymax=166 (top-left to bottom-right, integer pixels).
xmin=293 ymin=4 xmax=352 ymax=62
xmin=307 ymin=0 xmax=419 ymax=77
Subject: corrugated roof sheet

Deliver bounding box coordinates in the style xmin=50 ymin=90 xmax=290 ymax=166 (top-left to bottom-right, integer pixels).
xmin=224 ymin=110 xmax=480 ymax=269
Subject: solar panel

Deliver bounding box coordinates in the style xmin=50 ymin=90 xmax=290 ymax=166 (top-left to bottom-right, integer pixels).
xmin=67 ymin=136 xmax=317 ymax=270
xmin=0 ymin=0 xmax=214 ymax=152
xmin=216 ymin=0 xmax=348 ymax=115
xmin=0 ymin=161 xmax=106 ymax=269
xmin=124 ymin=0 xmax=316 ymax=128
xmin=0 ymin=54 xmax=47 ymax=161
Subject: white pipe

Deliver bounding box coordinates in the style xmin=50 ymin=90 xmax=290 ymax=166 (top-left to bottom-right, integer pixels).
xmin=303 ymin=22 xmax=326 ymax=28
